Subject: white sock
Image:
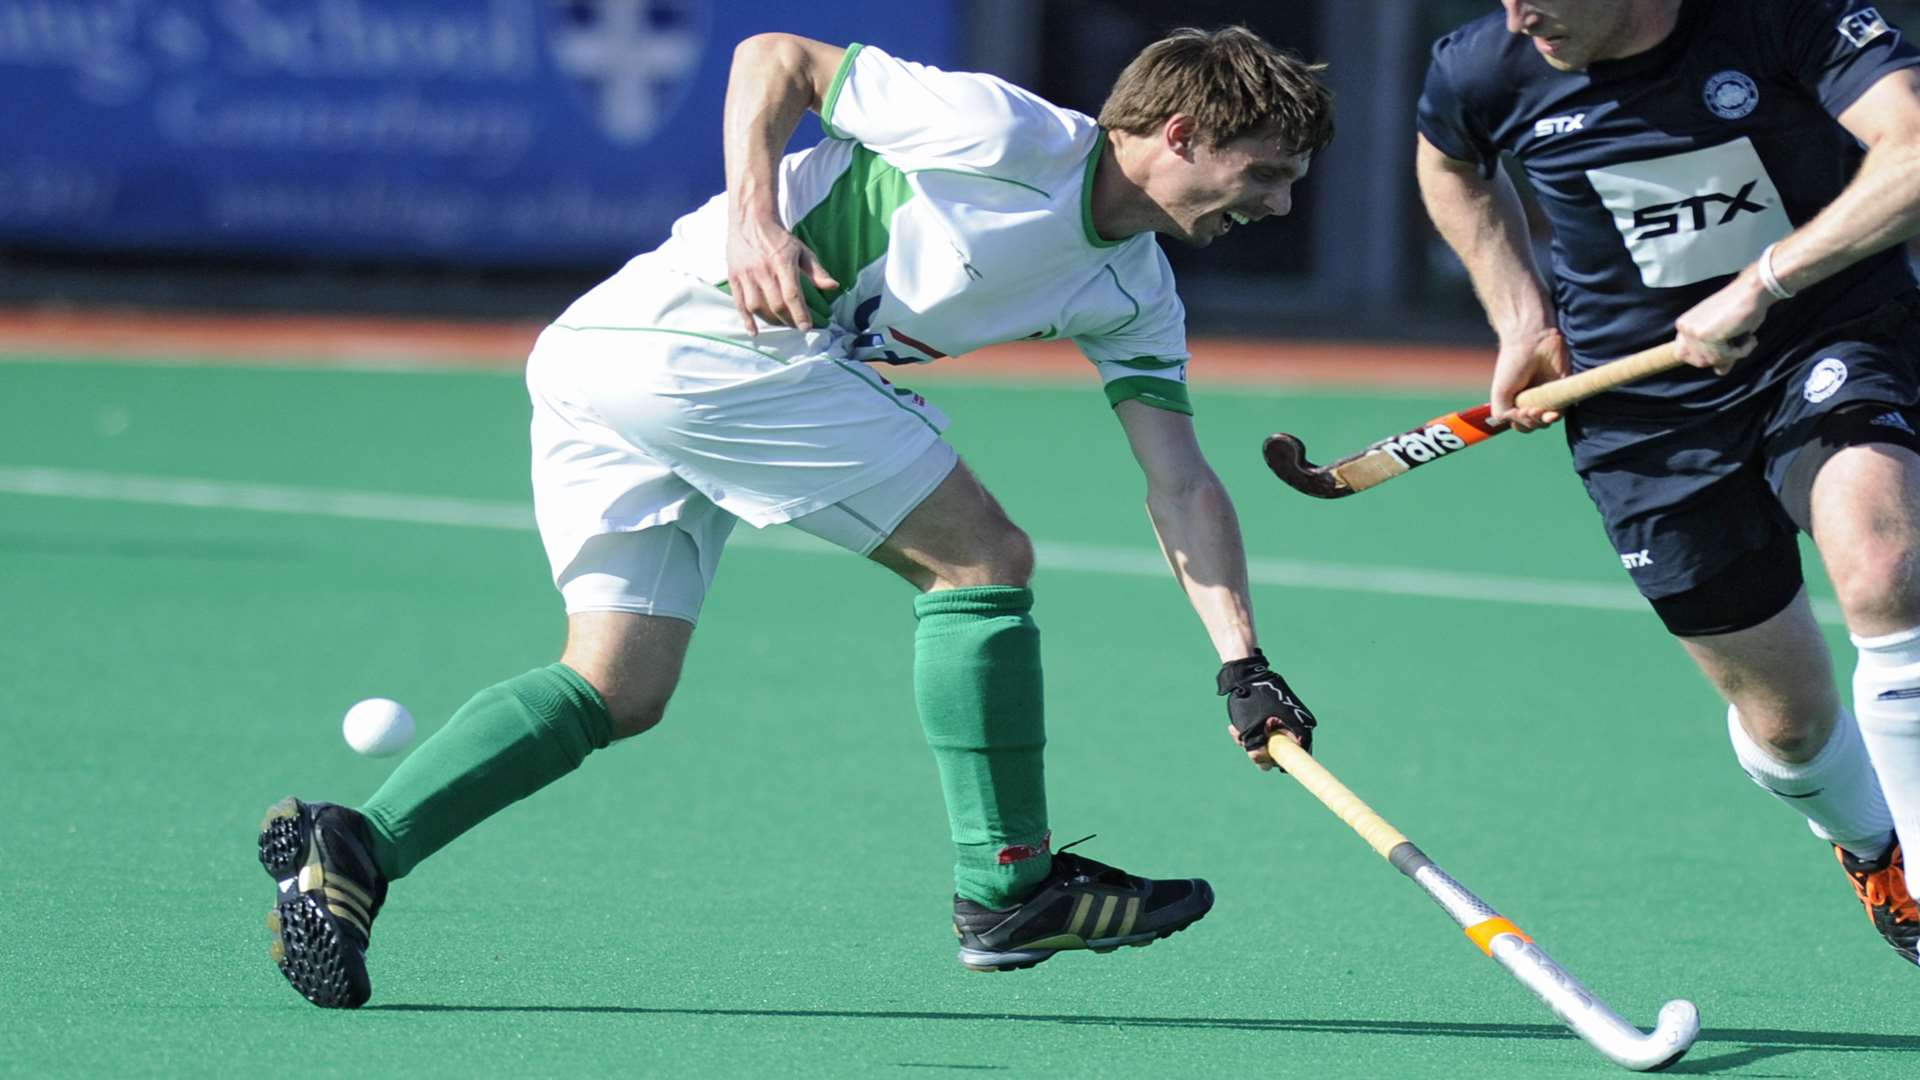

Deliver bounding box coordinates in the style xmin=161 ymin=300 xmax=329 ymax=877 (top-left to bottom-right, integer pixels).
xmin=1854 ymin=625 xmax=1920 ymax=896
xmin=1726 ymin=704 xmax=1893 ymax=859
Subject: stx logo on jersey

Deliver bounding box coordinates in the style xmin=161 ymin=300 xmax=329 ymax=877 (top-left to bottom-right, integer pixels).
xmin=1587 ymin=138 xmax=1793 ymax=288
xmin=1533 ymin=113 xmax=1586 ymax=138
xmin=1839 ymin=7 xmax=1894 ymax=48
xmin=1620 ymin=550 xmax=1654 ymax=570
xmin=1629 ymin=180 xmax=1767 ymax=240
xmin=1371 ymin=423 xmax=1468 ymax=467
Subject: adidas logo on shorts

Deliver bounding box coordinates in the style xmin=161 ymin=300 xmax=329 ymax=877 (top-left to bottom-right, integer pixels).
xmin=1870 ymin=410 xmax=1916 ymax=435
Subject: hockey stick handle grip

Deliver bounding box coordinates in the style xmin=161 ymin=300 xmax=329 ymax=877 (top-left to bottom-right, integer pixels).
xmin=1264 ymin=737 xmax=1408 ymax=859
xmin=1513 ymin=340 xmax=1683 ymax=413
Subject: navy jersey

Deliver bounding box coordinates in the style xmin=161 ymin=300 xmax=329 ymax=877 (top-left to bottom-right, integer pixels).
xmin=1419 ymin=0 xmax=1920 ymax=418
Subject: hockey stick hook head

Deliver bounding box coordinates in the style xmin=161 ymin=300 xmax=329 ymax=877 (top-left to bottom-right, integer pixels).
xmin=1631 ymin=999 xmax=1701 ymax=1072
xmin=1263 ymin=433 xmax=1354 ymax=499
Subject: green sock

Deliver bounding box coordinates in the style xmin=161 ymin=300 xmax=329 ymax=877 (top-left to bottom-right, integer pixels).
xmin=359 ymin=663 xmax=612 ymax=881
xmin=913 ymin=586 xmax=1052 ymax=908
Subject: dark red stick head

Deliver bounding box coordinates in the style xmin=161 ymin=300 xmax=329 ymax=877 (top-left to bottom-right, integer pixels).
xmin=1262 ymin=433 xmax=1354 ymax=499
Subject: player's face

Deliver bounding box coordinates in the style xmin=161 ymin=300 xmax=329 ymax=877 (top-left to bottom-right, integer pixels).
xmin=1501 ymin=0 xmax=1640 ymax=71
xmin=1163 ymin=127 xmax=1310 ymax=248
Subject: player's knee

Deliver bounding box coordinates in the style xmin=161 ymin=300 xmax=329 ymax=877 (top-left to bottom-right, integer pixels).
xmin=1006 ymin=518 xmax=1036 ymax=580
xmin=986 ymin=522 xmax=1035 ymax=586
xmin=1829 ymin=537 xmax=1920 ymax=631
xmin=1732 ymin=702 xmax=1832 ymax=763
xmin=559 ymin=651 xmax=682 ymax=739
xmin=603 ymin=688 xmax=673 ymax=739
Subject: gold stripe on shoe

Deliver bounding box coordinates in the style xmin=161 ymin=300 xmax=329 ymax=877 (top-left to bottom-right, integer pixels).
xmin=327 ymin=873 xmax=375 ymax=910
xmin=326 ymin=900 xmax=371 ymax=937
xmin=1066 ymin=894 xmax=1095 ymax=938
xmin=1090 ymin=895 xmax=1119 ymax=939
xmin=325 ymin=888 xmax=372 ymax=930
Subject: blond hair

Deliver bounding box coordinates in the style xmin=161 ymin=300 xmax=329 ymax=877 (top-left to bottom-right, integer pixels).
xmin=1098 ymin=26 xmax=1334 ymax=153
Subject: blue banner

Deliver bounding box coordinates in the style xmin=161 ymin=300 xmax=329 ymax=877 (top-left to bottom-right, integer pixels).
xmin=0 ymin=1 xmax=959 ymax=266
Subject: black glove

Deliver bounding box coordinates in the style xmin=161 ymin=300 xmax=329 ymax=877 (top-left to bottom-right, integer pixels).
xmin=1217 ymin=649 xmax=1318 ymax=757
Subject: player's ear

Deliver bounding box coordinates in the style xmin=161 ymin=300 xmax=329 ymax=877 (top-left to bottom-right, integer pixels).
xmin=1164 ymin=114 xmax=1199 ymax=160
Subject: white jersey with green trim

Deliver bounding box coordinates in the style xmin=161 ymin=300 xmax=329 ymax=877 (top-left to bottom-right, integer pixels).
xmin=646 ymin=42 xmax=1192 ymax=413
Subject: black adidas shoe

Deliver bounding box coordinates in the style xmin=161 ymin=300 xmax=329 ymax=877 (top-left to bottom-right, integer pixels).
xmin=953 ymin=850 xmax=1214 ymax=972
xmin=1835 ymin=841 xmax=1920 ymax=966
xmin=258 ymin=797 xmax=388 ymax=1007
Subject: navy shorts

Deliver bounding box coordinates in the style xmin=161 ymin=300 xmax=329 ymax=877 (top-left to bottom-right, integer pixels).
xmin=1566 ymin=291 xmax=1920 ymax=635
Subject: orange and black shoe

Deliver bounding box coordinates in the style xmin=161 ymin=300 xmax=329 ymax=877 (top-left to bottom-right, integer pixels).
xmin=258 ymin=797 xmax=388 ymax=1007
xmin=1835 ymin=841 xmax=1920 ymax=966
xmin=953 ymin=849 xmax=1213 ymax=972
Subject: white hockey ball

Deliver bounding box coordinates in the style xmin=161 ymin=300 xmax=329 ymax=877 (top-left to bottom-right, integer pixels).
xmin=342 ymin=698 xmax=415 ymax=757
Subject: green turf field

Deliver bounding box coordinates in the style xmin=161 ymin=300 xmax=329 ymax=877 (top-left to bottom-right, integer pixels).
xmin=2 ymin=357 xmax=1914 ymax=1078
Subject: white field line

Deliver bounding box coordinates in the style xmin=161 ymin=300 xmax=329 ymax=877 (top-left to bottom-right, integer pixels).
xmin=0 ymin=465 xmax=1845 ymax=624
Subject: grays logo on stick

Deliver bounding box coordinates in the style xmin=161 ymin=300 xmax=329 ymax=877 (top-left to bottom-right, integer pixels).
xmin=1371 ymin=423 xmax=1468 ymax=468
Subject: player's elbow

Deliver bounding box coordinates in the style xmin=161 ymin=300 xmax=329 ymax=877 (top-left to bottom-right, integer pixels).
xmin=1146 ymin=467 xmax=1231 ymax=520
xmin=733 ymin=33 xmax=839 ymax=106
xmin=736 ymin=32 xmax=794 ymax=57
xmin=733 ymin=33 xmax=796 ymax=77
xmin=1415 ymin=136 xmax=1483 ymax=191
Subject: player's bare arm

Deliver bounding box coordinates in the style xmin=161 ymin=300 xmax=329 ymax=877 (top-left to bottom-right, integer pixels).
xmin=722 ymin=33 xmax=844 ymax=335
xmin=1114 ymin=399 xmax=1315 ymax=771
xmin=1676 ymin=68 xmax=1920 ymax=374
xmin=1415 ymin=134 xmax=1569 ymax=432
xmin=1115 ymin=400 xmax=1257 ymax=660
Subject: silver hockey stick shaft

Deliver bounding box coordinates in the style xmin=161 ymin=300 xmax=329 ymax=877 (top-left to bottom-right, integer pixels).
xmin=1265 ymin=737 xmax=1700 ymax=1072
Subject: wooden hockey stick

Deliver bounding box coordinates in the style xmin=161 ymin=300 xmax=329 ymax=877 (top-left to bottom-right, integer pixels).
xmin=1263 ymin=340 xmax=1682 ymax=499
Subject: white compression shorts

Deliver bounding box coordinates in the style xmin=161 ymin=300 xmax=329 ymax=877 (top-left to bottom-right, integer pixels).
xmin=526 ymin=258 xmax=958 ymax=622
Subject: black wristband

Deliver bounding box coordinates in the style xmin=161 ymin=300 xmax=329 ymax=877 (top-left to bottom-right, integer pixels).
xmin=1216 ymin=649 xmax=1270 ymax=696
xmin=1217 ymin=649 xmax=1317 ymax=755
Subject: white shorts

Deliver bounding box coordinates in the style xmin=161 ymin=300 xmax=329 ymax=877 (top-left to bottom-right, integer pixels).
xmin=555 ymin=441 xmax=956 ymax=622
xmin=528 ymin=258 xmax=956 ymax=622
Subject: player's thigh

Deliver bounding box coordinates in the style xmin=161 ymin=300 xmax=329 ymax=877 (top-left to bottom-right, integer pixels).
xmin=1677 ymin=587 xmax=1840 ymax=754
xmin=1569 ymin=402 xmax=1782 ymax=605
xmin=860 ymin=455 xmax=1033 ymax=592
xmin=785 ymin=438 xmax=952 ymax=549
xmin=1758 ymin=301 xmax=1920 ymax=631
xmin=1808 ymin=438 xmax=1920 ymax=634
xmin=575 ymin=339 xmax=950 ymax=531
xmin=531 ymin=276 xmax=951 ymax=535
xmin=1574 ymin=409 xmax=1835 ymax=737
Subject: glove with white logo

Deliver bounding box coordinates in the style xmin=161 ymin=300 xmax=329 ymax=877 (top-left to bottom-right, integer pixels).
xmin=1217 ymin=650 xmax=1318 ymax=766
